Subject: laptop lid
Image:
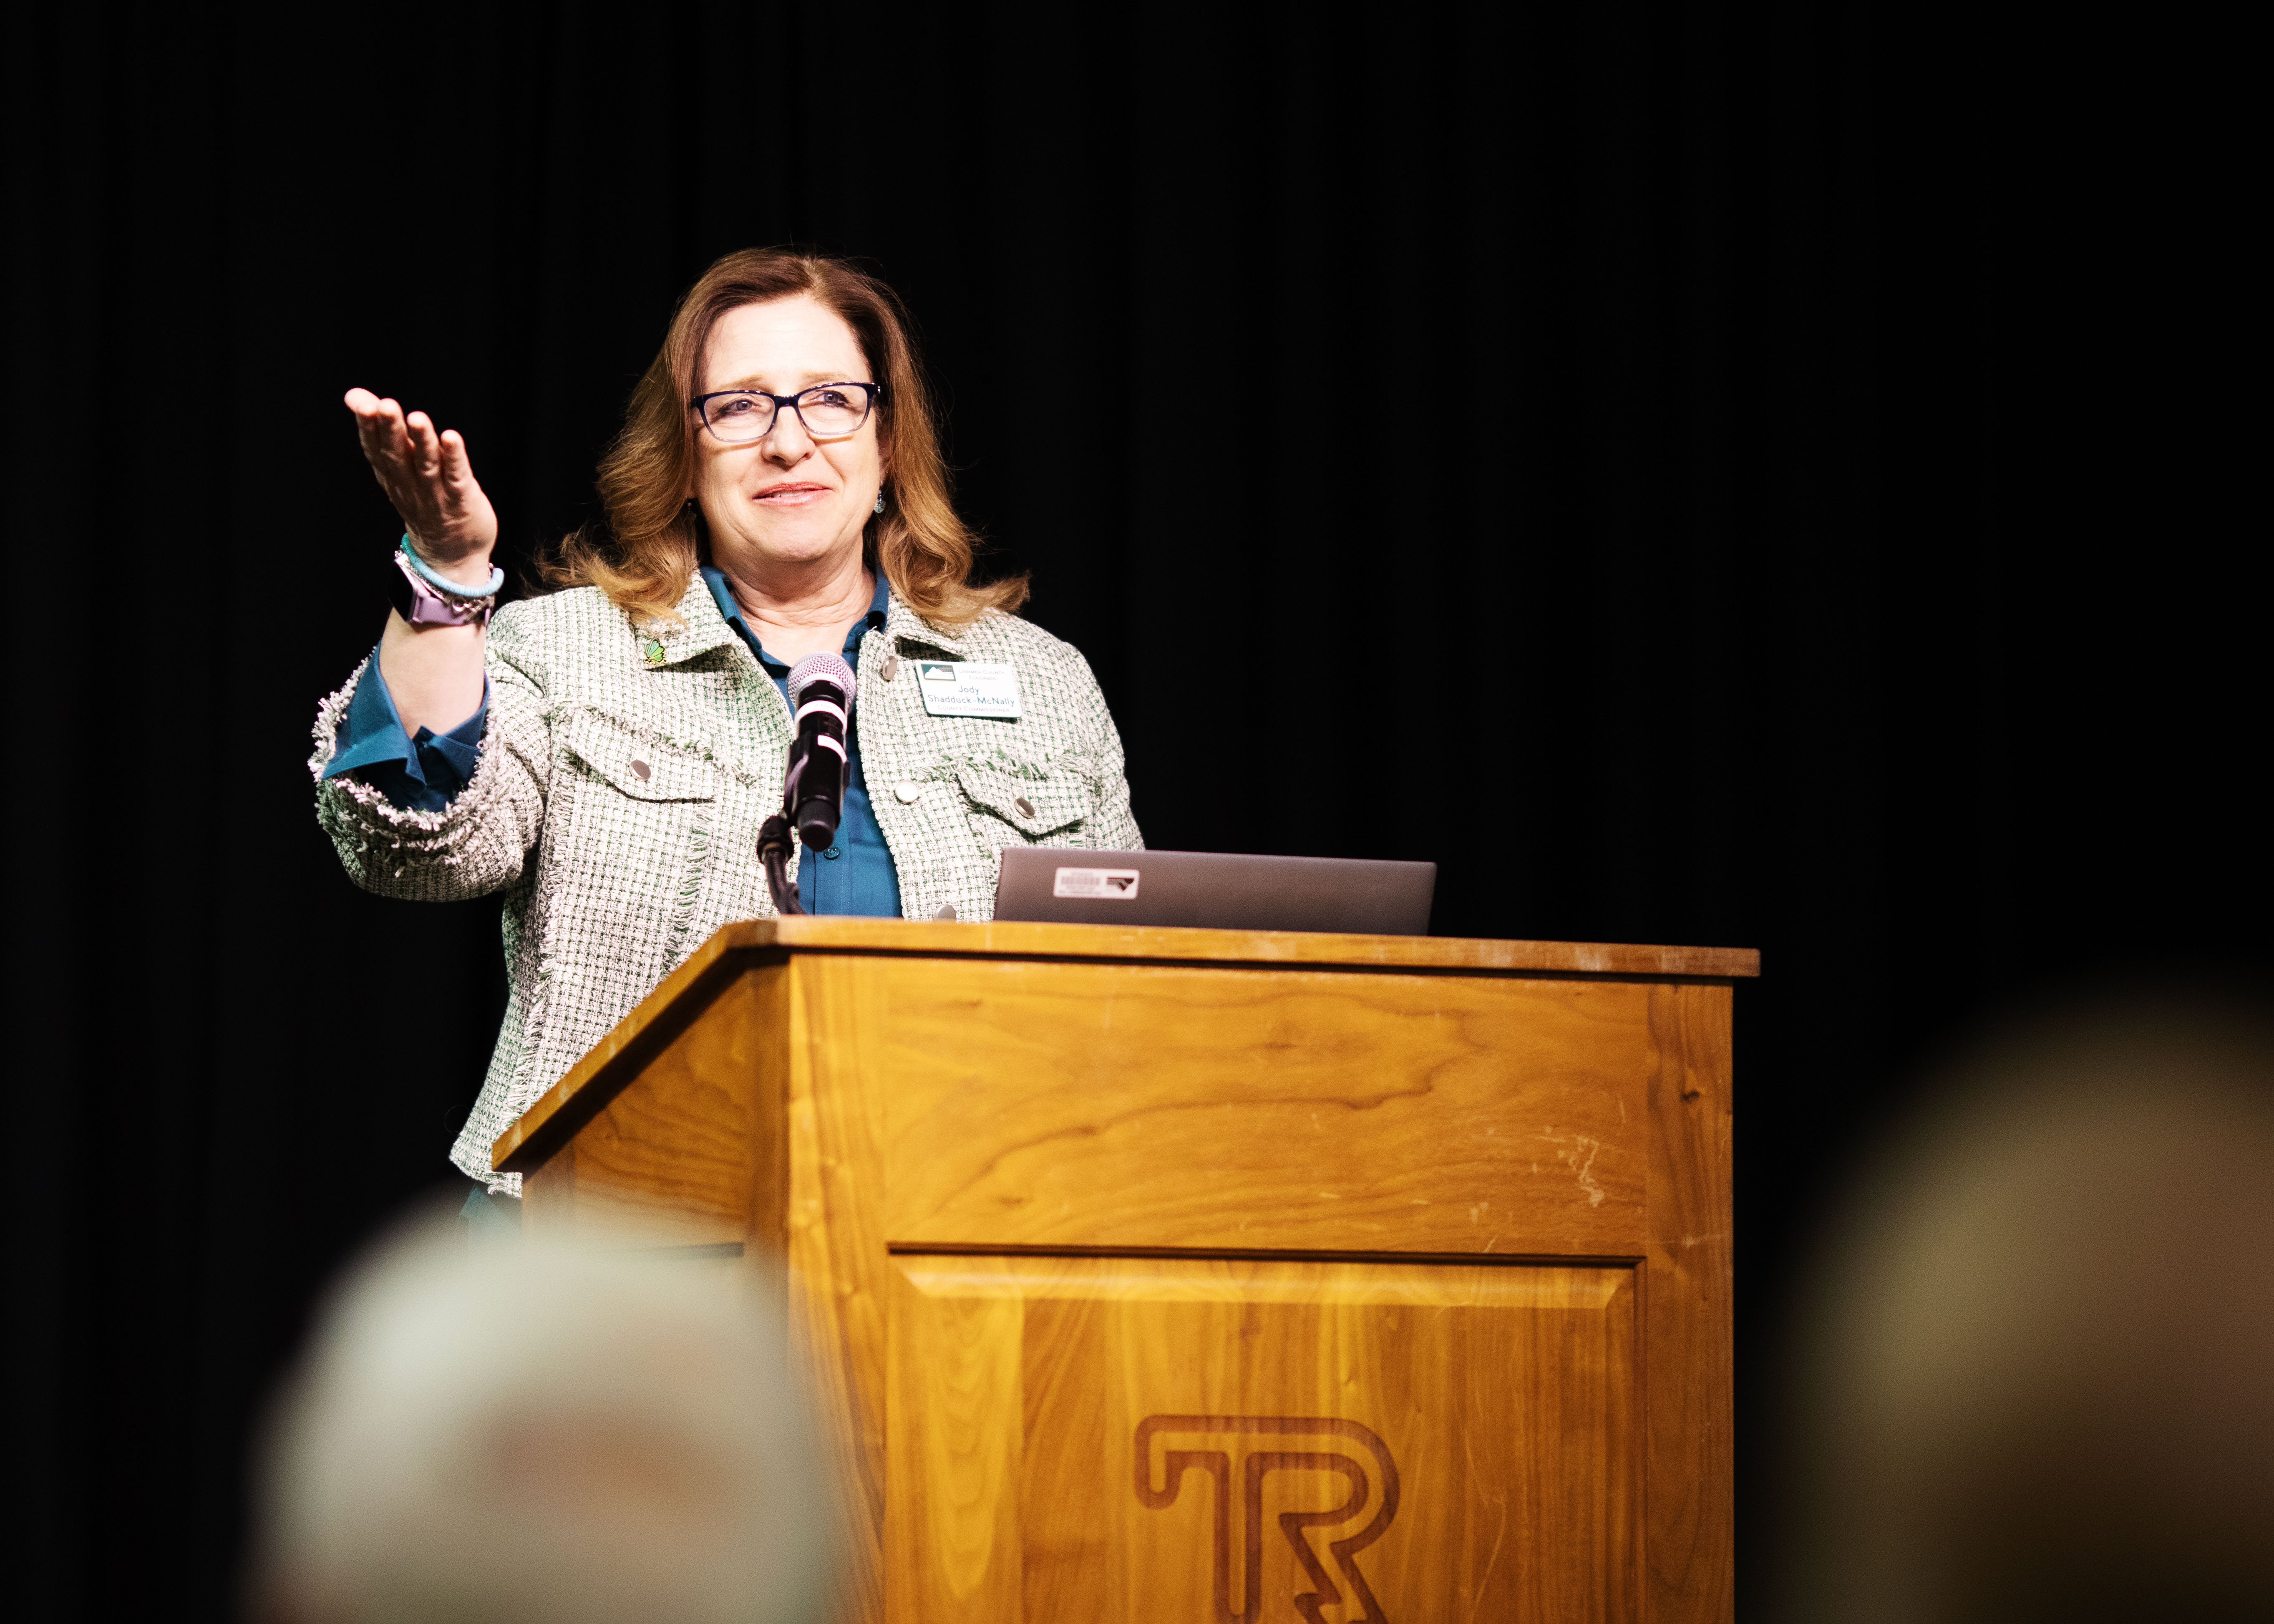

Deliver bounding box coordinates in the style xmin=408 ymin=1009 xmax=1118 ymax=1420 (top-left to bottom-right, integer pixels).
xmin=993 ymin=849 xmax=1436 ymax=936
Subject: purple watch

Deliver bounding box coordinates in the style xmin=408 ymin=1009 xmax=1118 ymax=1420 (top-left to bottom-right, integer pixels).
xmin=385 ymin=540 xmax=499 ymax=627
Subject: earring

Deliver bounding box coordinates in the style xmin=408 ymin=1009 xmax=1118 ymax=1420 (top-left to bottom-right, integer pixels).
xmin=874 ymin=491 xmax=887 ymax=515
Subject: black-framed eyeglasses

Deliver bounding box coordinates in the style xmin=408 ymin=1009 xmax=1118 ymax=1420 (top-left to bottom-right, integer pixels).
xmin=690 ymin=382 xmax=881 ymax=443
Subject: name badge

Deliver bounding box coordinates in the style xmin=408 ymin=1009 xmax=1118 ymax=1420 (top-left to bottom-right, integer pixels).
xmin=915 ymin=660 xmax=1023 ymax=719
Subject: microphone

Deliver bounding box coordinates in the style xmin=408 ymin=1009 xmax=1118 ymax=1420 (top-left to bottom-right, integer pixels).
xmin=783 ymin=652 xmax=856 ymax=851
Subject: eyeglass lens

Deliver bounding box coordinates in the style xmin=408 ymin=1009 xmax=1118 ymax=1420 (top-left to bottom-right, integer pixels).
xmin=703 ymin=385 xmax=871 ymax=442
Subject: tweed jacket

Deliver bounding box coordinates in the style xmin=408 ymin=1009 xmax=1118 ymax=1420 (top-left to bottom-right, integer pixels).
xmin=309 ymin=578 xmax=1142 ymax=1191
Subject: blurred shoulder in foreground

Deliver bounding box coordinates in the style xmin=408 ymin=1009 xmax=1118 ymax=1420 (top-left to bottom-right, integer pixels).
xmin=249 ymin=1212 xmax=839 ymax=1624
xmin=1784 ymin=992 xmax=2274 ymax=1624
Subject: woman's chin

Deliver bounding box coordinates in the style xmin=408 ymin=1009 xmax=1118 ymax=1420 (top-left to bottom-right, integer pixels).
xmin=719 ymin=524 xmax=857 ymax=571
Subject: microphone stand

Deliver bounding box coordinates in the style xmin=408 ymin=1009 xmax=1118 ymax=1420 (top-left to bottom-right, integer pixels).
xmin=757 ymin=813 xmax=805 ymax=916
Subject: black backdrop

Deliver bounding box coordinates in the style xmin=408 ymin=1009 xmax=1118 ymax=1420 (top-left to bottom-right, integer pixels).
xmin=3 ymin=4 xmax=2256 ymax=1619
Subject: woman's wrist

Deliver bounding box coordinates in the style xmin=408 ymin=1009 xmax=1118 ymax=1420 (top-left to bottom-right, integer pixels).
xmin=403 ymin=530 xmax=502 ymax=595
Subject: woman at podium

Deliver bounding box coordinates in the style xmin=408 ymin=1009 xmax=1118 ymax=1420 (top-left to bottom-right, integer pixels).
xmin=308 ymin=249 xmax=1141 ymax=1205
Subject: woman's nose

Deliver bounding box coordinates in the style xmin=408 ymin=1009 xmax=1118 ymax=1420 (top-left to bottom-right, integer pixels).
xmin=763 ymin=412 xmax=813 ymax=459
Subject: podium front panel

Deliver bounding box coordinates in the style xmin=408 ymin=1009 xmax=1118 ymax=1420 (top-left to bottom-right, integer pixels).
xmin=885 ymin=1254 xmax=1637 ymax=1624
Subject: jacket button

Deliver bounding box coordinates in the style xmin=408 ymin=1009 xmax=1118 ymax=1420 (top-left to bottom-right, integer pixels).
xmin=630 ymin=759 xmax=651 ymax=782
xmin=894 ymin=782 xmax=924 ymax=803
xmin=879 ymin=655 xmax=900 ymax=681
xmin=933 ymin=903 xmax=957 ymax=921
xmin=1014 ymin=796 xmax=1036 ymax=819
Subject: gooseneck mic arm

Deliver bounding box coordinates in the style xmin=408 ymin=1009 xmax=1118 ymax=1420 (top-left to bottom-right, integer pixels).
xmin=758 ymin=652 xmax=858 ymax=918
xmin=757 ymin=813 xmax=802 ymax=915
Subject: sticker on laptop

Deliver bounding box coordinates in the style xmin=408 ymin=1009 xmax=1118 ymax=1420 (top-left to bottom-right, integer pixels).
xmin=1054 ymin=866 xmax=1141 ymax=900
xmin=916 ymin=660 xmax=1023 ymax=719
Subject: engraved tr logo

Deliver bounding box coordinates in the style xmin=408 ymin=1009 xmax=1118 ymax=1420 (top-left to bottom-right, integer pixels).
xmin=1135 ymin=1415 xmax=1401 ymax=1624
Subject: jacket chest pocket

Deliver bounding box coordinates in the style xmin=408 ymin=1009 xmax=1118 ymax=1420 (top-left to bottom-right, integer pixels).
xmin=544 ymin=710 xmax=725 ymax=974
xmin=560 ymin=709 xmax=723 ymax=804
xmin=952 ymin=758 xmax=1092 ymax=850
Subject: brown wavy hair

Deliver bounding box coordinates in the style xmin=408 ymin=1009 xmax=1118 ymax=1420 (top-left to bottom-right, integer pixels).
xmin=544 ymin=248 xmax=1026 ymax=630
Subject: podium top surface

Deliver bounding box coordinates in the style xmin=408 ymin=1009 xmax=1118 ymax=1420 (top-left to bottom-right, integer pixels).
xmin=678 ymin=916 xmax=1759 ymax=978
xmin=495 ymin=919 xmax=1755 ymax=1171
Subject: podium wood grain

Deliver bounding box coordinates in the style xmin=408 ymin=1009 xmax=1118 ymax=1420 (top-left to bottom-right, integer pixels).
xmin=504 ymin=919 xmax=1749 ymax=1623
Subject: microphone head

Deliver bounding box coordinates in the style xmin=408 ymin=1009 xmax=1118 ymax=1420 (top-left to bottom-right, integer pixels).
xmin=787 ymin=652 xmax=856 ymax=704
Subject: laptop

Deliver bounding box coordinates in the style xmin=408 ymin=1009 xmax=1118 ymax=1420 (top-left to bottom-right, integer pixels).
xmin=993 ymin=849 xmax=1436 ymax=936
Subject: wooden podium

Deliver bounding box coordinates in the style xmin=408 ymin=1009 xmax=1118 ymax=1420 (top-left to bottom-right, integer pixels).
xmin=494 ymin=918 xmax=1753 ymax=1624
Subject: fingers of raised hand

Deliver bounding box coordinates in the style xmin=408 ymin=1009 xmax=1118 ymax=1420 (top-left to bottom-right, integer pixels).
xmin=345 ymin=390 xmax=496 ymax=551
xmin=347 ymin=391 xmax=411 ymax=475
xmin=347 ymin=391 xmax=430 ymax=523
xmin=436 ymin=427 xmax=477 ymax=489
xmin=403 ymin=410 xmax=445 ymax=476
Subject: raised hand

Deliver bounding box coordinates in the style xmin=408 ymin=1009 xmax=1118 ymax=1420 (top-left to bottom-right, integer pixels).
xmin=345 ymin=388 xmax=500 ymax=587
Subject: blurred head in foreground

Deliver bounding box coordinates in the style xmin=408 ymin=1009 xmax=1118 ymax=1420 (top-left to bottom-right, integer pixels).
xmin=251 ymin=1216 xmax=836 ymax=1624
xmin=1785 ymin=994 xmax=2274 ymax=1623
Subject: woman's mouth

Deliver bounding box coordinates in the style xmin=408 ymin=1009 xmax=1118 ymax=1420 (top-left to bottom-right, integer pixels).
xmin=753 ymin=482 xmax=831 ymax=506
